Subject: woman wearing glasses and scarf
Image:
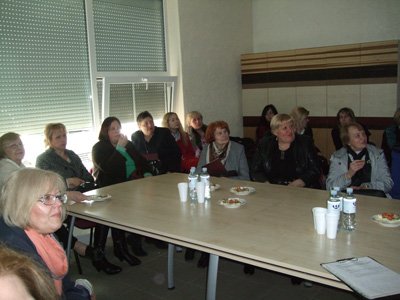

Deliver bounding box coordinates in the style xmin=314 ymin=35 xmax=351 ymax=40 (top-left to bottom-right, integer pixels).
xmin=0 ymin=168 xmax=94 ymax=299
xmin=326 ymin=122 xmax=393 ymax=198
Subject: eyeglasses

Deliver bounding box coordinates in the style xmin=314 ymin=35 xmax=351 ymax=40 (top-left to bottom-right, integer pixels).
xmin=38 ymin=194 xmax=67 ymax=206
xmin=4 ymin=142 xmax=23 ymax=150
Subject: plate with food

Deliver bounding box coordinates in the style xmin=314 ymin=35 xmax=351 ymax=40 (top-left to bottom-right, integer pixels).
xmin=210 ymin=183 xmax=221 ymax=192
xmin=230 ymin=186 xmax=255 ymax=196
xmin=218 ymin=197 xmax=246 ymax=208
xmin=85 ymin=194 xmax=112 ymax=202
xmin=371 ymin=212 xmax=400 ymax=227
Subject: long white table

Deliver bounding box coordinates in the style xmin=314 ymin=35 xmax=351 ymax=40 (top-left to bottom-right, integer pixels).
xmin=67 ymin=173 xmax=400 ymax=299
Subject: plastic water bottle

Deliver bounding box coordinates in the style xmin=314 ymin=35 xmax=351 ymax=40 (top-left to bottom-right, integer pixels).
xmin=333 ymin=186 xmax=343 ymax=209
xmin=188 ymin=167 xmax=198 ymax=202
xmin=342 ymin=187 xmax=356 ymax=231
xmin=327 ymin=189 xmax=341 ymax=213
xmin=200 ymin=167 xmax=211 ymax=200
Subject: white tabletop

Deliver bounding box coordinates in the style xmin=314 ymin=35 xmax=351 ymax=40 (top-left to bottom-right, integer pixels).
xmin=67 ymin=173 xmax=400 ymax=290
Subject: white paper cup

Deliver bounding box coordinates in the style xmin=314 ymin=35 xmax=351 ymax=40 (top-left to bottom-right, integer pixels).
xmin=177 ymin=182 xmax=188 ymax=202
xmin=196 ymin=181 xmax=205 ymax=203
xmin=312 ymin=207 xmax=327 ymax=235
xmin=326 ymin=212 xmax=340 ymax=239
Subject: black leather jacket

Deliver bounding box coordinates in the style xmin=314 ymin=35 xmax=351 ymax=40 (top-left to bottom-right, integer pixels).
xmin=251 ymin=134 xmax=320 ymax=188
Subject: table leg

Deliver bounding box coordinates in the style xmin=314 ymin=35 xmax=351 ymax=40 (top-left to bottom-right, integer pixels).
xmin=206 ymin=253 xmax=219 ymax=300
xmin=66 ymin=216 xmax=76 ymax=263
xmin=167 ymin=243 xmax=175 ymax=289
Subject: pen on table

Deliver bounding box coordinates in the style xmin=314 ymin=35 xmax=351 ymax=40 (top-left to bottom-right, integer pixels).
xmin=336 ymin=257 xmax=357 ymax=263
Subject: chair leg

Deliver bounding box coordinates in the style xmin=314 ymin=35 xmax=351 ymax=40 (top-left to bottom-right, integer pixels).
xmin=74 ymin=250 xmax=83 ymax=275
xmin=89 ymin=228 xmax=94 ymax=247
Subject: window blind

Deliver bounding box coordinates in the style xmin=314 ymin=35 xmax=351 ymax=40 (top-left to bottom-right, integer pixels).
xmin=108 ymin=82 xmax=166 ymax=124
xmin=93 ymin=0 xmax=166 ymax=72
xmin=0 ymin=0 xmax=92 ymax=134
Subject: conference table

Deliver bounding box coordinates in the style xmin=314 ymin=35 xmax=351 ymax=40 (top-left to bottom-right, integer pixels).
xmin=67 ymin=173 xmax=400 ymax=299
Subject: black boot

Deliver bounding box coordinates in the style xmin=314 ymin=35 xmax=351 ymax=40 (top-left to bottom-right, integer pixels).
xmin=92 ymin=247 xmax=122 ymax=275
xmin=114 ymin=240 xmax=141 ymax=266
xmin=197 ymin=252 xmax=209 ymax=268
xmin=185 ymin=248 xmax=195 ymax=261
xmin=243 ymin=264 xmax=255 ymax=275
xmin=126 ymin=234 xmax=147 ymax=256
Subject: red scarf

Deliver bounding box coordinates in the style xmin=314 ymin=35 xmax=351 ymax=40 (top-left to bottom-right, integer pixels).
xmin=25 ymin=228 xmax=68 ymax=295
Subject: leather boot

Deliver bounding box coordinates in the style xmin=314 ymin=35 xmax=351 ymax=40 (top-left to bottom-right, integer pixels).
xmin=113 ymin=240 xmax=141 ymax=266
xmin=197 ymin=252 xmax=209 ymax=268
xmin=126 ymin=234 xmax=147 ymax=256
xmin=243 ymin=264 xmax=255 ymax=275
xmin=92 ymin=247 xmax=122 ymax=275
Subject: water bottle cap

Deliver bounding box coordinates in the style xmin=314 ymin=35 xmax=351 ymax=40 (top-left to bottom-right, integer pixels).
xmin=333 ymin=186 xmax=340 ymax=191
xmin=202 ymin=167 xmax=207 ymax=172
xmin=190 ymin=166 xmax=196 ymax=172
xmin=330 ymin=189 xmax=337 ymax=196
xmin=346 ymin=187 xmax=353 ymax=194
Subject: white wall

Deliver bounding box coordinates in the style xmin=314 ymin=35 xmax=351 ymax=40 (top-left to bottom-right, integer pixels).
xmin=176 ymin=0 xmax=253 ymax=136
xmin=252 ymin=0 xmax=400 ymax=52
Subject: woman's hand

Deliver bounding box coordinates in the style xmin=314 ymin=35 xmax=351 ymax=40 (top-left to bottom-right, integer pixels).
xmin=288 ymin=179 xmax=305 ymax=187
xmin=66 ymin=191 xmax=87 ymax=203
xmin=66 ymin=177 xmax=85 ymax=189
xmin=117 ymin=134 xmax=128 ymax=148
xmin=346 ymin=160 xmax=365 ymax=179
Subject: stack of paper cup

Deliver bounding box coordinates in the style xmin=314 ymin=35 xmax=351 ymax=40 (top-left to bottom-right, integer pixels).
xmin=196 ymin=181 xmax=205 ymax=203
xmin=312 ymin=207 xmax=327 ymax=235
xmin=326 ymin=212 xmax=340 ymax=239
xmin=177 ymin=182 xmax=188 ymax=202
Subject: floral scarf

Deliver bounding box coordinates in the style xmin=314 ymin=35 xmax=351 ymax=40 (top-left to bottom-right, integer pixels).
xmin=207 ymin=141 xmax=231 ymax=165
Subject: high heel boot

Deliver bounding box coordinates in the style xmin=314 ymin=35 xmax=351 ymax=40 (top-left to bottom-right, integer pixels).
xmin=114 ymin=240 xmax=141 ymax=266
xmin=92 ymin=247 xmax=122 ymax=275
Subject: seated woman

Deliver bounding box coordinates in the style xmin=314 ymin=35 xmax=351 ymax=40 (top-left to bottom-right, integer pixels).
xmin=291 ymin=106 xmax=313 ymax=138
xmin=93 ymin=117 xmax=152 ymax=257
xmin=186 ymin=111 xmax=208 ymax=156
xmin=190 ymin=120 xmax=250 ymax=269
xmin=0 ymin=132 xmax=26 ymax=191
xmin=131 ymin=111 xmax=181 ymax=175
xmin=36 ymin=123 xmax=121 ymax=275
xmin=0 ymin=168 xmax=93 ymax=299
xmin=196 ymin=120 xmax=250 ymax=180
xmin=162 ymin=112 xmax=199 ymax=173
xmin=381 ymin=108 xmax=400 ymax=166
xmin=255 ymin=104 xmax=278 ymax=144
xmin=331 ymin=107 xmax=371 ymax=150
xmin=291 ymin=106 xmax=329 ymax=178
xmin=0 ymin=245 xmax=59 ymax=300
xmin=251 ymin=114 xmax=320 ymax=188
xmin=326 ymin=122 xmax=393 ymax=198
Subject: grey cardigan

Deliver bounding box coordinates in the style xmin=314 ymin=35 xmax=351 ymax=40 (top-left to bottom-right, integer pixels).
xmin=326 ymin=144 xmax=393 ymax=193
xmin=196 ymin=141 xmax=250 ymax=181
xmin=36 ymin=148 xmax=94 ymax=188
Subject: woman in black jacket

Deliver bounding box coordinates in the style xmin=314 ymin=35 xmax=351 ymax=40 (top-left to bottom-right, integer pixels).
xmin=251 ymin=114 xmax=320 ymax=188
xmin=92 ymin=117 xmax=153 ymax=264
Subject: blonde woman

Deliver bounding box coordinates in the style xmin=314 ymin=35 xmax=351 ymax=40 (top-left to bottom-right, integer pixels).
xmin=162 ymin=112 xmax=199 ymax=172
xmin=0 ymin=168 xmax=94 ymax=299
xmin=290 ymin=106 xmax=312 ymax=137
xmin=186 ymin=111 xmax=207 ymax=155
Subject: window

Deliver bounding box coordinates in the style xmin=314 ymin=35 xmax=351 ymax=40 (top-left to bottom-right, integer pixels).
xmin=0 ymin=0 xmax=173 ymax=168
xmin=0 ymin=0 xmax=92 ymax=134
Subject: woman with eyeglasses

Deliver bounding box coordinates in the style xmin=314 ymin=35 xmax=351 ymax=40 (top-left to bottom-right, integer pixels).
xmin=0 ymin=168 xmax=94 ymax=299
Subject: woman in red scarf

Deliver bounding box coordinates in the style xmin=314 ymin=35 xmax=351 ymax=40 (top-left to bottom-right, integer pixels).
xmin=0 ymin=168 xmax=94 ymax=299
